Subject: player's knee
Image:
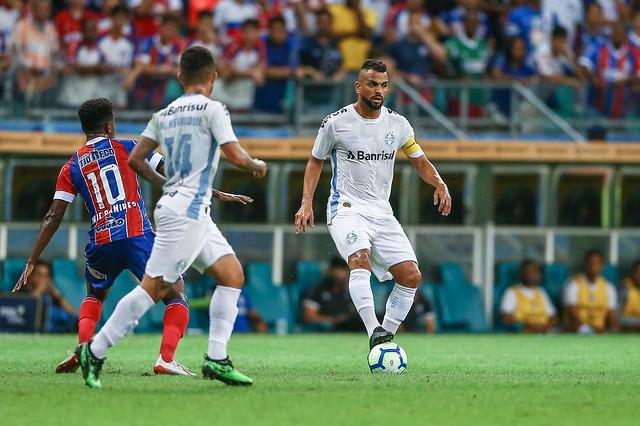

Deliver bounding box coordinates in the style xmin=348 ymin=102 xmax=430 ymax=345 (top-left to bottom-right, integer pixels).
xmin=225 ymin=267 xmax=245 ymax=288
xmin=400 ymin=267 xmax=422 ymax=288
xmin=348 ymin=250 xmax=371 ymax=270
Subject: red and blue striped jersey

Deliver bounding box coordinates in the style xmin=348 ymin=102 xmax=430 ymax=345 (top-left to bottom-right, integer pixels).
xmin=54 ymin=137 xmax=163 ymax=245
xmin=579 ymin=41 xmax=640 ymax=118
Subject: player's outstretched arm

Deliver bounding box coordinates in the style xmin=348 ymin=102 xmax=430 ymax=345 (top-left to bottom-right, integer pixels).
xmin=12 ymin=200 xmax=69 ymax=292
xmin=128 ymin=137 xmax=167 ymax=189
xmin=221 ymin=143 xmax=268 ymax=178
xmin=212 ymin=189 xmax=254 ymax=205
xmin=409 ymin=154 xmax=452 ymax=216
xmin=295 ymin=157 xmax=324 ymax=233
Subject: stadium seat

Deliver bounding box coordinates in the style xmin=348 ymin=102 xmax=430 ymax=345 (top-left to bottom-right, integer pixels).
xmin=419 ymin=282 xmax=440 ymax=332
xmin=492 ymin=282 xmax=512 ymax=332
xmin=436 ymin=263 xmax=488 ymax=332
xmin=51 ymin=259 xmax=85 ymax=312
xmin=496 ymin=262 xmax=520 ymax=289
xmin=602 ymin=264 xmax=618 ymax=285
xmin=370 ymin=276 xmax=391 ymax=316
xmin=245 ymin=262 xmax=291 ymax=331
xmin=1 ymin=258 xmax=27 ymax=292
xmin=287 ymin=261 xmax=325 ymax=328
xmin=543 ymin=263 xmax=569 ymax=309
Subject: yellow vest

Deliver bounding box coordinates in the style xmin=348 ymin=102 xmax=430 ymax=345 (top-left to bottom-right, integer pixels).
xmin=513 ymin=287 xmax=550 ymax=327
xmin=575 ymin=275 xmax=609 ymax=329
xmin=622 ymin=278 xmax=640 ymax=318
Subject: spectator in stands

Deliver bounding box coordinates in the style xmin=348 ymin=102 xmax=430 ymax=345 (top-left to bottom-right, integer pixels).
xmin=0 ymin=0 xmax=19 ymax=73
xmin=298 ymin=9 xmax=344 ymax=81
xmin=190 ymin=10 xmax=222 ymax=57
xmin=541 ymin=0 xmax=583 ymax=48
xmin=619 ymin=260 xmax=640 ymax=331
xmin=628 ymin=9 xmax=640 ymax=54
xmin=491 ymin=36 xmax=536 ymax=115
xmin=329 ymin=0 xmax=377 ymax=72
xmin=389 ymin=11 xmax=445 ymax=85
xmin=439 ymin=0 xmax=489 ymax=41
xmin=505 ymin=0 xmax=546 ymax=53
xmin=97 ymin=0 xmax=133 ymax=36
xmin=500 ymin=259 xmax=557 ymax=333
xmin=212 ymin=18 xmax=265 ymax=110
xmin=125 ymin=13 xmax=183 ymax=109
xmin=444 ymin=10 xmax=491 ymax=117
xmin=97 ymin=5 xmax=135 ymax=108
xmin=400 ymin=287 xmax=435 ymax=333
xmin=302 ymin=257 xmax=361 ymax=331
xmin=574 ymin=2 xmax=606 ymax=56
xmin=13 ymin=0 xmax=60 ymax=105
xmin=18 ymin=261 xmax=77 ymax=333
xmin=253 ymin=15 xmax=297 ymax=113
xmin=594 ymin=0 xmax=632 ymax=25
xmin=188 ymin=0 xmax=218 ymax=30
xmin=564 ymin=249 xmax=620 ymax=333
xmin=386 ymin=0 xmax=430 ymax=41
xmin=128 ymin=0 xmax=183 ymax=39
xmin=578 ymin=22 xmax=639 ymax=119
xmin=58 ymin=19 xmax=104 ymax=107
xmin=233 ymin=290 xmax=268 ymax=333
xmin=214 ymin=0 xmax=259 ymax=43
xmin=54 ymin=0 xmax=99 ymax=62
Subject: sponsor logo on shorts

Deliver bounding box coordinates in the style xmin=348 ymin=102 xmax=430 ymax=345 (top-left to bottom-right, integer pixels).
xmin=346 ymin=232 xmax=358 ymax=245
xmin=176 ymin=259 xmax=187 ymax=272
xmin=87 ymin=265 xmax=107 ymax=280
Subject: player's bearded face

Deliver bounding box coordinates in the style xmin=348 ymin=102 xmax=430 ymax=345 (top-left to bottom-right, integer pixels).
xmin=357 ymin=72 xmax=388 ymax=110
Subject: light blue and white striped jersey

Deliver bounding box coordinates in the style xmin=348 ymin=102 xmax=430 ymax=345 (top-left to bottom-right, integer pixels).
xmin=142 ymin=93 xmax=237 ymax=219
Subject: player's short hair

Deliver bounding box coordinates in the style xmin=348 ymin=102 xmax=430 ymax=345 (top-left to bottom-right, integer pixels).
xmin=198 ymin=10 xmax=213 ymax=20
xmin=552 ymin=26 xmax=568 ymax=39
xmin=360 ymin=59 xmax=387 ymax=74
xmin=584 ymin=249 xmax=605 ymax=263
xmin=268 ymin=15 xmax=286 ymax=27
xmin=329 ymin=256 xmax=348 ymax=270
xmin=77 ymin=98 xmax=114 ymax=134
xmin=111 ymin=4 xmax=129 ymax=16
xmin=161 ymin=13 xmax=181 ymax=26
xmin=179 ymin=45 xmax=216 ymax=85
xmin=243 ymin=18 xmax=260 ymax=29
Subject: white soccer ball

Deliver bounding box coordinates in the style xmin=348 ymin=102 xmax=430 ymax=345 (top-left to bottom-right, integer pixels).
xmin=368 ymin=342 xmax=408 ymax=374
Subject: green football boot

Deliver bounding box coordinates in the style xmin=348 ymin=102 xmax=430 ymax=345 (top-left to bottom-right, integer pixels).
xmin=202 ymin=355 xmax=253 ymax=386
xmin=75 ymin=342 xmax=105 ymax=389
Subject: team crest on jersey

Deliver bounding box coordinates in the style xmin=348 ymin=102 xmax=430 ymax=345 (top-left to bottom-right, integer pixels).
xmin=384 ymin=132 xmax=395 ymax=146
xmin=346 ymin=232 xmax=358 ymax=245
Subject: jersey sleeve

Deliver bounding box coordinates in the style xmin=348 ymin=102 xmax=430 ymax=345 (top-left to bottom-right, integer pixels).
xmin=399 ymin=118 xmax=423 ymax=159
xmin=210 ymin=103 xmax=238 ymax=145
xmin=311 ymin=118 xmax=336 ymax=160
xmin=606 ymin=283 xmax=618 ymax=310
xmin=53 ymin=160 xmax=77 ymax=203
xmin=578 ymin=44 xmax=599 ymax=72
xmin=500 ymin=288 xmax=517 ymax=314
xmin=540 ymin=288 xmax=557 ymax=316
xmin=141 ymin=113 xmax=161 ymax=143
xmin=563 ymin=280 xmax=579 ymax=306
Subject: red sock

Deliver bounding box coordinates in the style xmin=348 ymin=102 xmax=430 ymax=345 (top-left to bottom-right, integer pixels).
xmin=78 ymin=296 xmax=103 ymax=343
xmin=160 ymin=300 xmax=189 ymax=363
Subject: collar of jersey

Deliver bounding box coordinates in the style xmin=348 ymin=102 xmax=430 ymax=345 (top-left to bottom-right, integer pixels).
xmin=86 ymin=136 xmax=107 ymax=145
xmin=350 ymin=103 xmax=386 ymax=123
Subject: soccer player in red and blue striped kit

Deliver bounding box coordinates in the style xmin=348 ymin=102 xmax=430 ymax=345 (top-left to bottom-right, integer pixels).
xmin=12 ymin=98 xmax=252 ymax=376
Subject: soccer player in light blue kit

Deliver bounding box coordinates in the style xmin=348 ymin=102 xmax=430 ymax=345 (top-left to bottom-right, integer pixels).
xmin=75 ymin=46 xmax=268 ymax=388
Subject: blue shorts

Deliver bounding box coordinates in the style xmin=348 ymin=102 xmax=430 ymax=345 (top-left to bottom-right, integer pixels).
xmin=84 ymin=232 xmax=155 ymax=289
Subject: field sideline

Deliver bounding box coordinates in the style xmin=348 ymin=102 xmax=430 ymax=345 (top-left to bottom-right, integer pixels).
xmin=1 ymin=334 xmax=639 ymax=426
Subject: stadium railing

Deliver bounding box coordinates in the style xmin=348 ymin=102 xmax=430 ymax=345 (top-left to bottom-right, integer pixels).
xmin=2 ymin=223 xmax=639 ymax=330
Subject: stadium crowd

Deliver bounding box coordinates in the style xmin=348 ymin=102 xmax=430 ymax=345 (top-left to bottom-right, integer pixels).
xmin=0 ymin=0 xmax=640 ymax=118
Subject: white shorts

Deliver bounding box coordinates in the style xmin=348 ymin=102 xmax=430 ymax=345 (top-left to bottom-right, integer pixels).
xmin=328 ymin=210 xmax=417 ymax=281
xmin=145 ymin=204 xmax=235 ymax=283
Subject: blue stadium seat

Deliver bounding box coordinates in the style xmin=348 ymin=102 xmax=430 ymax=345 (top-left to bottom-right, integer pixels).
xmin=51 ymin=259 xmax=85 ymax=312
xmin=370 ymin=276 xmax=391 ymax=316
xmin=287 ymin=261 xmax=326 ymax=326
xmin=440 ymin=262 xmax=467 ymax=287
xmin=436 ymin=263 xmax=488 ymax=332
xmin=543 ymin=263 xmax=569 ymax=308
xmin=492 ymin=282 xmax=512 ymax=332
xmin=602 ymin=264 xmax=618 ymax=285
xmin=496 ymin=262 xmax=520 ymax=289
xmin=245 ymin=262 xmax=291 ymax=331
xmin=419 ymin=282 xmax=440 ymax=332
xmin=1 ymin=258 xmax=27 ymax=292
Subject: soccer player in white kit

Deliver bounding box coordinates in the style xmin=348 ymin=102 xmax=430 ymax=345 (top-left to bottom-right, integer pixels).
xmin=295 ymin=59 xmax=452 ymax=349
xmin=75 ymin=46 xmax=268 ymax=388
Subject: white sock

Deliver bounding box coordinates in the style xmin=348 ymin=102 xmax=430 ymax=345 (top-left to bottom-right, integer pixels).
xmin=207 ymin=285 xmax=241 ymax=360
xmin=90 ymin=286 xmax=154 ymax=359
xmin=348 ymin=268 xmax=380 ymax=337
xmin=382 ymin=283 xmax=417 ymax=334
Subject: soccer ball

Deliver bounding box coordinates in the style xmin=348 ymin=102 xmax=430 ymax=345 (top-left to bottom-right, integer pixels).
xmin=368 ymin=342 xmax=408 ymax=374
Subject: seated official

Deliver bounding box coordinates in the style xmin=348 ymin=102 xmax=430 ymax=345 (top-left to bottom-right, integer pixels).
xmin=619 ymin=260 xmax=640 ymax=331
xmin=564 ymin=250 xmax=619 ymax=333
xmin=18 ymin=261 xmax=77 ymax=333
xmin=233 ymin=290 xmax=268 ymax=333
xmin=302 ymin=257 xmax=361 ymax=331
xmin=500 ymin=259 xmax=558 ymax=333
xmin=400 ymin=289 xmax=436 ymax=333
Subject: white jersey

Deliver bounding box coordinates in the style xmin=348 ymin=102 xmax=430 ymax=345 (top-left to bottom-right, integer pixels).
xmin=312 ymin=104 xmax=416 ymax=221
xmin=142 ymin=93 xmax=238 ymax=220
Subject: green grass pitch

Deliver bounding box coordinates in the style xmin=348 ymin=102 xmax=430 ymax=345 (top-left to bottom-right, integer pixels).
xmin=1 ymin=333 xmax=639 ymax=426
